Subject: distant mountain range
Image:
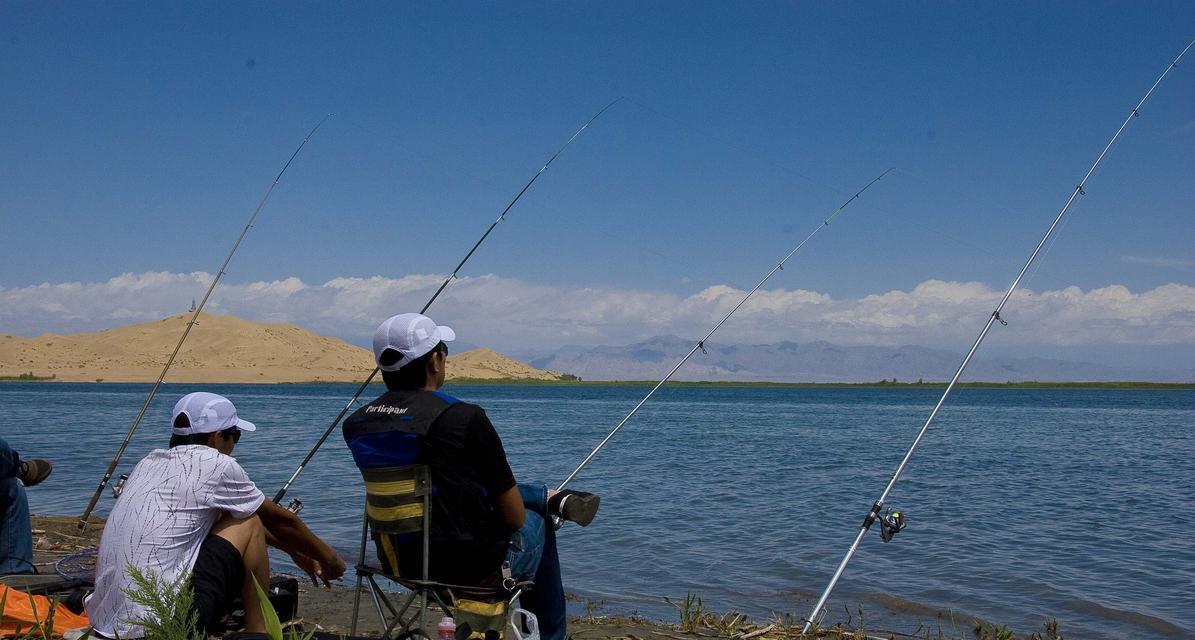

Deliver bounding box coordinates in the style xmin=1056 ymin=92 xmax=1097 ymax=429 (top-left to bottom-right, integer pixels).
xmin=522 ymin=335 xmax=1195 ymax=383
xmin=5 ymin=317 xmax=1190 ymax=384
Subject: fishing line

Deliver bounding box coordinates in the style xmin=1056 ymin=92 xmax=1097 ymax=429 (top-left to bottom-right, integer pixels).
xmin=1022 ymin=210 xmax=1074 ymax=292
xmin=557 ymin=168 xmax=895 ymax=491
xmin=564 ymin=225 xmax=740 ymax=314
xmin=335 ymin=115 xmax=549 ymax=210
xmin=272 ymin=99 xmax=623 ymax=505
xmin=76 ymin=116 xmax=332 ymax=529
xmin=628 ymin=98 xmax=1056 ymax=294
xmin=801 ymin=39 xmax=1194 ymax=635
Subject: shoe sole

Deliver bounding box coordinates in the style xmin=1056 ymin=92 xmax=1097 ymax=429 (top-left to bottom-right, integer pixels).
xmin=20 ymin=460 xmax=52 ymax=487
xmin=562 ymin=494 xmax=600 ymax=527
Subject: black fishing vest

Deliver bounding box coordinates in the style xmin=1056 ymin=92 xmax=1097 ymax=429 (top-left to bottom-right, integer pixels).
xmin=342 ymin=389 xmax=506 ymax=554
xmin=343 ymin=388 xmax=455 ymax=442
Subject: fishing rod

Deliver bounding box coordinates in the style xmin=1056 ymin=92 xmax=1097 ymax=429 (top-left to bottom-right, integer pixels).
xmin=78 ymin=115 xmax=332 ymax=529
xmin=272 ymin=98 xmax=623 ymax=504
xmin=801 ymin=40 xmax=1195 ymax=635
xmin=558 ymin=168 xmax=894 ymax=491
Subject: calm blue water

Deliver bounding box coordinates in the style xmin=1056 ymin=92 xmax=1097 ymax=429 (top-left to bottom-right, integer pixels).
xmin=2 ymin=383 xmax=1192 ymax=639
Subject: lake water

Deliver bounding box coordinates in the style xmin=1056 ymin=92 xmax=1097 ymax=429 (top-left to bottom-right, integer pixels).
xmin=2 ymin=382 xmax=1192 ymax=639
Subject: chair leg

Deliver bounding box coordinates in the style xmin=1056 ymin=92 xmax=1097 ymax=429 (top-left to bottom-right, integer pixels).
xmin=367 ymin=575 xmax=395 ymax=637
xmin=430 ymin=589 xmax=453 ymax=619
xmin=369 ymin=576 xmax=418 ymax=639
xmin=420 ymin=491 xmax=431 ymax=637
xmin=350 ymin=571 xmax=365 ymax=637
xmin=392 ymin=587 xmax=416 ymax=620
xmin=379 ymin=588 xmax=419 ymax=639
xmin=350 ymin=511 xmax=370 ymax=636
xmin=418 ymin=589 xmax=428 ymax=638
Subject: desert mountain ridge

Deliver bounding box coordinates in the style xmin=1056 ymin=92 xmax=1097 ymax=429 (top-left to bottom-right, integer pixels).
xmin=0 ymin=314 xmax=563 ymax=383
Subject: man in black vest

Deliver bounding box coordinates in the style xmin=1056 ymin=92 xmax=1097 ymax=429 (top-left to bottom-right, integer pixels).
xmin=343 ymin=313 xmax=599 ymax=640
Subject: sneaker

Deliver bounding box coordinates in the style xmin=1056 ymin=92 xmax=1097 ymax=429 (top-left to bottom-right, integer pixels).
xmin=19 ymin=459 xmax=52 ymax=487
xmin=548 ymin=490 xmax=600 ymax=527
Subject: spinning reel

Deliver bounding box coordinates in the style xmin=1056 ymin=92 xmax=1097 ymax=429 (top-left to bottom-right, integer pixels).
xmin=877 ymin=507 xmax=906 ymax=543
xmin=863 ymin=501 xmax=907 ymax=544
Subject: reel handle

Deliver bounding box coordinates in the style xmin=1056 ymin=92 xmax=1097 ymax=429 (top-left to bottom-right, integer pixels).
xmin=878 ymin=509 xmax=906 ymax=543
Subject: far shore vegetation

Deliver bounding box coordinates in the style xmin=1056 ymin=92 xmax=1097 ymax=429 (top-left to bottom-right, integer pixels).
xmin=3 ymin=374 xmax=1191 ymax=389
xmin=450 ymin=378 xmax=1195 ymax=389
xmin=279 ymin=377 xmax=1194 ymax=389
xmin=0 ymin=372 xmax=56 ymax=381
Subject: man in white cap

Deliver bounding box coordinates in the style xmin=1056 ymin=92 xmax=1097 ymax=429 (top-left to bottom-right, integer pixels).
xmin=87 ymin=392 xmax=345 ymax=639
xmin=343 ymin=313 xmax=600 ymax=640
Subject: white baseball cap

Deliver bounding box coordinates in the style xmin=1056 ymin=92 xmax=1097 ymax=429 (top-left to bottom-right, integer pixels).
xmin=373 ymin=313 xmax=456 ymax=372
xmin=171 ymin=392 xmax=257 ymax=435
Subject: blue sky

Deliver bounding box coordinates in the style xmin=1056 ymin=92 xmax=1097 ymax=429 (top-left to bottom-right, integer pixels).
xmin=1 ymin=3 xmax=1193 ymax=368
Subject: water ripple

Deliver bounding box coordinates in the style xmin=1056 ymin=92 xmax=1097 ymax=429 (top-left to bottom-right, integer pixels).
xmin=2 ymin=383 xmax=1191 ymax=639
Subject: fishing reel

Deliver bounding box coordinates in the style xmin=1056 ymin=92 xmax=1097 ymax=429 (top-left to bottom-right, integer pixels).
xmin=862 ymin=501 xmax=906 ymax=543
xmin=878 ymin=508 xmax=906 ymax=543
xmin=110 ymin=474 xmax=129 ymax=499
xmin=285 ymin=498 xmax=304 ymax=515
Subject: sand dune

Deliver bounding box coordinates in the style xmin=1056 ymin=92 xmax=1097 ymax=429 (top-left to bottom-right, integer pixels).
xmin=0 ymin=314 xmax=562 ymax=383
xmin=449 ymin=347 xmax=560 ymax=381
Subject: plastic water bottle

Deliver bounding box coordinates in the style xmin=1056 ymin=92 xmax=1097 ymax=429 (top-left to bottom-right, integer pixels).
xmin=508 ymin=608 xmax=539 ymax=640
xmin=437 ymin=616 xmax=456 ymax=640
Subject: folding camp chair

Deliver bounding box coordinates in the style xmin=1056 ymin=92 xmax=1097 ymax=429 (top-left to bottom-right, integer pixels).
xmin=349 ymin=464 xmax=529 ymax=639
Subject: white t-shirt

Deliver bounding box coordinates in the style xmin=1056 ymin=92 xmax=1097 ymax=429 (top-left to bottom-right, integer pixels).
xmin=86 ymin=445 xmax=265 ymax=639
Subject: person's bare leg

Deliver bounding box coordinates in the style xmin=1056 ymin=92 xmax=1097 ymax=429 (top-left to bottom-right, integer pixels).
xmin=210 ymin=514 xmax=270 ymax=633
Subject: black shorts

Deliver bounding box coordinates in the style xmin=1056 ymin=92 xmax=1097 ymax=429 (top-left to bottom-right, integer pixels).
xmin=189 ymin=534 xmax=245 ymax=635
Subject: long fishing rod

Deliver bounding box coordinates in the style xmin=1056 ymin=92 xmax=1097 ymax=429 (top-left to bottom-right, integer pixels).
xmin=558 ymin=168 xmax=894 ymax=491
xmin=272 ymin=99 xmax=622 ymax=504
xmin=801 ymin=40 xmax=1194 ymax=635
xmin=79 ymin=116 xmax=332 ymax=529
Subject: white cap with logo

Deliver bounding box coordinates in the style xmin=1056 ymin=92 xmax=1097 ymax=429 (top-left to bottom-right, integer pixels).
xmin=171 ymin=392 xmax=258 ymax=435
xmin=373 ymin=313 xmax=456 ymax=372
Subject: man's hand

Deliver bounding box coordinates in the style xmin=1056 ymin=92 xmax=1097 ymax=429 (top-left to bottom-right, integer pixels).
xmin=321 ymin=549 xmax=347 ymax=582
xmin=289 ymin=549 xmax=345 ymax=588
xmin=257 ymin=498 xmax=347 ymax=586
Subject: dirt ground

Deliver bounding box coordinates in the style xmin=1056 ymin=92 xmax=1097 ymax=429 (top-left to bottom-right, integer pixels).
xmin=26 ymin=516 xmax=726 ymax=639
xmin=21 ymin=516 xmax=1029 ymax=640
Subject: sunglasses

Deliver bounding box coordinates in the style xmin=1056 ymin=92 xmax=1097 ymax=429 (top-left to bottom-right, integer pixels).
xmin=221 ymin=426 xmax=242 ymax=444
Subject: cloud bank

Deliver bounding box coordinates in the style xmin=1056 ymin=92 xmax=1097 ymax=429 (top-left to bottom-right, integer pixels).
xmin=2 ymin=272 xmax=1193 ymax=354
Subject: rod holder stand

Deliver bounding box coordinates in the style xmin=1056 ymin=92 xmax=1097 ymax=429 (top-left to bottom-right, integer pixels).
xmin=810 ymin=605 xmax=828 ymax=630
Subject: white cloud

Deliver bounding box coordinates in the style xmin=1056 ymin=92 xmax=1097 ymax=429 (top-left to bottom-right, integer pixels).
xmin=1 ymin=272 xmax=1193 ymax=351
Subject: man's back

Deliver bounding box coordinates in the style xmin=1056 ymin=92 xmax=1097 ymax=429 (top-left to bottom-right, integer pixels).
xmin=344 ymin=388 xmax=517 ymax=583
xmin=87 ymin=445 xmax=264 ymax=638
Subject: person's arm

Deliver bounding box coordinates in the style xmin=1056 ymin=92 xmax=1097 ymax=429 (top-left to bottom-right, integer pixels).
xmin=493 ymin=485 xmax=525 ymax=530
xmin=463 ymin=406 xmax=524 ymax=531
xmin=256 ymin=498 xmax=346 ymax=586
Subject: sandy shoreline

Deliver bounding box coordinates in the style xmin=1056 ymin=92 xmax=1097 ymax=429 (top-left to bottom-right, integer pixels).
xmin=12 ymin=516 xmax=1060 ymax=640
xmin=19 ymin=518 xmax=734 ymax=639
xmin=20 ymin=516 xmax=690 ymax=638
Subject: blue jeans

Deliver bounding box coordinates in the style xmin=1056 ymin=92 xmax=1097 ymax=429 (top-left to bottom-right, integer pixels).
xmin=508 ymin=484 xmax=565 ymax=640
xmin=0 ymin=438 xmax=34 ymax=575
